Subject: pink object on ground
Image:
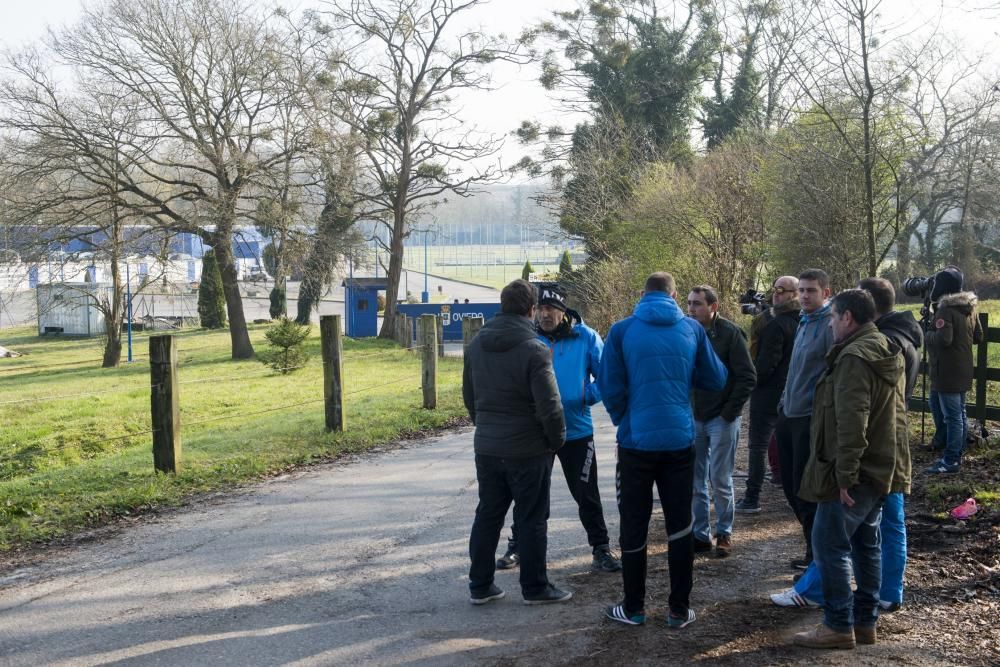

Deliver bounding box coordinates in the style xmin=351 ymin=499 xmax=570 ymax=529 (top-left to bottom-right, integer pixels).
xmin=948 ymin=498 xmax=978 ymax=520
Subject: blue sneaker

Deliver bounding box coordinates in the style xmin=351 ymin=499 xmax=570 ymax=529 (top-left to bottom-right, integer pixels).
xmin=667 ymin=608 xmax=696 ymax=629
xmin=604 ymin=603 xmax=645 ymax=626
xmin=925 ymin=459 xmax=959 ymax=474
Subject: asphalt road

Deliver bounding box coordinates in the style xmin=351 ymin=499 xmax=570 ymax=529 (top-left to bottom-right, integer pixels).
xmin=0 ymin=411 xmax=620 ymax=666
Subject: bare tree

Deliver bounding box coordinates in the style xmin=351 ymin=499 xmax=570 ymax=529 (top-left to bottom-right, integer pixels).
xmin=788 ymin=0 xmax=928 ymax=276
xmin=322 ymin=0 xmax=530 ymax=337
xmin=31 ymin=0 xmax=312 ymax=359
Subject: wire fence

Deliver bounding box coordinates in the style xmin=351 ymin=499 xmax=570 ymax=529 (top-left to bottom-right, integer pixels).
xmin=2 ymin=330 xmax=450 ymax=471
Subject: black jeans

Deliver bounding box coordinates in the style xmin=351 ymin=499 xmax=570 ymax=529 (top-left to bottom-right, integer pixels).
xmin=617 ymin=446 xmax=695 ymax=616
xmin=775 ymin=411 xmax=816 ymax=557
xmin=469 ymin=452 xmax=553 ymax=597
xmin=507 ymin=435 xmax=610 ymax=551
xmin=745 ymin=408 xmax=778 ymax=499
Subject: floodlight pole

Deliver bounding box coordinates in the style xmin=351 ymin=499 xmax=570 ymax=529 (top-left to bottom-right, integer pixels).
xmin=422 ymin=232 xmax=429 ymax=303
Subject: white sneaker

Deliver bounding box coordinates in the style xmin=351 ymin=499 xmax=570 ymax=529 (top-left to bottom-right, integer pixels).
xmin=770 ymin=588 xmax=819 ymax=608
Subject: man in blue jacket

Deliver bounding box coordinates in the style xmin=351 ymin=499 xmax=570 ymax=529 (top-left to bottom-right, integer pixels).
xmin=496 ymin=284 xmax=621 ymax=573
xmin=598 ymin=272 xmax=728 ymax=628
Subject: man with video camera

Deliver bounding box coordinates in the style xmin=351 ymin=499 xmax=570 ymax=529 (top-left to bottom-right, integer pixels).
xmin=920 ymin=267 xmax=984 ymax=474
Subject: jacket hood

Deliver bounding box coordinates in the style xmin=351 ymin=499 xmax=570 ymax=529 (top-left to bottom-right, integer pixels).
xmin=479 ymin=313 xmax=539 ymax=352
xmin=938 ymin=291 xmax=978 ymax=314
xmin=773 ymin=298 xmax=801 ymax=316
xmin=633 ymin=292 xmax=685 ymax=326
xmin=877 ymin=310 xmax=923 ymax=349
xmin=832 ymin=323 xmax=903 ymax=386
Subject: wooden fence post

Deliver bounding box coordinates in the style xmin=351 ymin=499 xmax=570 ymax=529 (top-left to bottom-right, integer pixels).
xmin=975 ymin=312 xmax=988 ymax=435
xmin=149 ymin=335 xmax=181 ymax=473
xmin=321 ymin=314 xmax=345 ymax=432
xmin=462 ymin=316 xmax=484 ymax=353
xmin=419 ymin=314 xmax=438 ymax=409
xmin=437 ymin=316 xmax=445 ymax=358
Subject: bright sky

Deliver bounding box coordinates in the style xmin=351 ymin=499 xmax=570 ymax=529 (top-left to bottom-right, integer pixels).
xmin=2 ymin=0 xmax=998 ymax=173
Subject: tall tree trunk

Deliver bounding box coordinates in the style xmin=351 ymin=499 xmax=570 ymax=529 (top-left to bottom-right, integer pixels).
xmin=896 ymin=225 xmax=913 ymax=280
xmin=101 ymin=212 xmax=124 ymax=368
xmin=213 ymin=236 xmax=255 ymax=359
xmin=379 ymin=213 xmax=405 ymax=339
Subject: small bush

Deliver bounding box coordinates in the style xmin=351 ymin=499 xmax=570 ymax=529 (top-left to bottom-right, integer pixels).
xmin=521 ymin=259 xmax=534 ymax=280
xmin=269 ymin=285 xmax=286 ymax=319
xmin=258 ymin=318 xmax=310 ymax=374
xmin=559 ymin=250 xmax=573 ymax=274
xmin=197 ymin=250 xmax=227 ymax=329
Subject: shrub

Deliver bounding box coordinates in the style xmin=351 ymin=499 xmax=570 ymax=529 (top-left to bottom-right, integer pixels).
xmin=258 ymin=318 xmax=310 ymax=373
xmin=269 ymin=285 xmax=286 ymax=319
xmin=559 ymin=250 xmax=573 ymax=274
xmin=197 ymin=250 xmax=227 ymax=329
xmin=521 ymin=259 xmax=534 ymax=280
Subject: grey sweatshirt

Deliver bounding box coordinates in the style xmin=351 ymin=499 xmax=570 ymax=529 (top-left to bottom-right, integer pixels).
xmin=779 ymin=303 xmax=834 ymax=418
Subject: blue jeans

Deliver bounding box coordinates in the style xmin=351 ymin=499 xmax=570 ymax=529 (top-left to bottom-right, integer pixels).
xmin=795 ymin=492 xmax=906 ymax=605
xmin=813 ymin=483 xmax=885 ymax=633
xmin=692 ymin=416 xmax=740 ymax=541
xmin=930 ymin=390 xmax=967 ymax=466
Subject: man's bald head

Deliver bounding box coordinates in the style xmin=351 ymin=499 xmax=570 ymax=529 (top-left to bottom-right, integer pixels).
xmin=772 ymin=275 xmax=799 ymax=306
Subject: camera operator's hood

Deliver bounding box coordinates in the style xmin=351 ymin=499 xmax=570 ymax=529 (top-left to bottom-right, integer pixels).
xmin=931 ymin=266 xmax=964 ymax=301
xmin=937 ymin=291 xmax=977 ymax=315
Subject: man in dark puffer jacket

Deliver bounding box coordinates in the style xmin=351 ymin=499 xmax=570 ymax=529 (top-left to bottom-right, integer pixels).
xmin=463 ymin=279 xmax=570 ymax=606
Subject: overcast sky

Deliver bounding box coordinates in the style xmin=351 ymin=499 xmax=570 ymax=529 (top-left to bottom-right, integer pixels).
xmin=1 ymin=0 xmax=997 ymax=174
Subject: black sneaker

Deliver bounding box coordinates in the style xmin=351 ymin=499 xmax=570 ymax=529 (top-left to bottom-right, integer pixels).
xmin=592 ymin=546 xmax=622 ymax=572
xmin=523 ymin=585 xmax=573 ymax=605
xmin=496 ymin=547 xmax=519 ymax=570
xmin=470 ymin=584 xmax=505 ymax=605
xmin=790 ymin=557 xmax=812 ymax=570
xmin=694 ymin=538 xmax=713 ymax=553
xmin=735 ymin=497 xmax=761 ymax=514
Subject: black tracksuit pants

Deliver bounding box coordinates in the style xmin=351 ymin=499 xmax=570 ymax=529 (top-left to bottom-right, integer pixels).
xmin=506 ymin=435 xmax=610 ymax=551
xmin=469 ymin=452 xmax=553 ymax=597
xmin=775 ymin=411 xmax=816 ymax=558
xmin=617 ymin=446 xmax=695 ymax=616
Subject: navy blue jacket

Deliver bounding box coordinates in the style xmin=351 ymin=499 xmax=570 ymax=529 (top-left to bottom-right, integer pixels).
xmin=598 ymin=292 xmax=728 ymax=451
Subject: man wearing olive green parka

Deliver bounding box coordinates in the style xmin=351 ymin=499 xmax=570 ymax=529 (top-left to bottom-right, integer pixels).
xmin=793 ymin=290 xmax=904 ymax=651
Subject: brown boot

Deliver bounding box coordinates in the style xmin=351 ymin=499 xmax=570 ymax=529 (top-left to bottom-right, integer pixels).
xmin=792 ymin=624 xmax=856 ymax=650
xmin=716 ymin=534 xmax=732 ymax=558
xmin=854 ymin=625 xmax=877 ymax=645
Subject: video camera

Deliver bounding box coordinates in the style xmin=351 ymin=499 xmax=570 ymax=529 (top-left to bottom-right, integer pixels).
xmin=739 ymin=288 xmax=768 ymax=316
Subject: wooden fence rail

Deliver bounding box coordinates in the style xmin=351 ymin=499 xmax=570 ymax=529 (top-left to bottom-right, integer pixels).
xmin=146 ymin=315 xmax=440 ymax=473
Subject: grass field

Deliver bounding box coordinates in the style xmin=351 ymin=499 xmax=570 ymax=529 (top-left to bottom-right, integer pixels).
xmin=400 ymin=244 xmax=568 ymax=289
xmin=0 ymin=325 xmax=467 ymax=551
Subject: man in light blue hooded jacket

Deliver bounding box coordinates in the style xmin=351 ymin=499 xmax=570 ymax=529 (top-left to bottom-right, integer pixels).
xmin=495 ymin=284 xmax=621 ymax=574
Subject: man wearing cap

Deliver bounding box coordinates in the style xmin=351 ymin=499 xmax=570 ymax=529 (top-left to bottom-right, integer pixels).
xmin=496 ymin=283 xmax=621 ymax=573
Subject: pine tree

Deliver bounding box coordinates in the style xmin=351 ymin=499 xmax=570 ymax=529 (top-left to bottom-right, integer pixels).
xmin=258 ymin=318 xmax=310 ymax=373
xmin=269 ymin=285 xmax=286 ymax=320
xmin=197 ymin=250 xmax=227 ymax=329
xmin=559 ymin=250 xmax=573 ymax=275
xmin=521 ymin=259 xmax=534 ymax=281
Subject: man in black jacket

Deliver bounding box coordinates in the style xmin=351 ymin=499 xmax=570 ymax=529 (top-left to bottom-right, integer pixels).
xmin=738 ymin=276 xmax=800 ymax=514
xmin=463 ymin=279 xmax=571 ymax=606
xmin=687 ymin=286 xmax=756 ymax=557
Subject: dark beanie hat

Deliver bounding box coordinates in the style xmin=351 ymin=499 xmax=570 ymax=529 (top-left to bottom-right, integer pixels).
xmin=537 ymin=285 xmax=568 ymax=312
xmin=931 ymin=266 xmax=963 ymax=301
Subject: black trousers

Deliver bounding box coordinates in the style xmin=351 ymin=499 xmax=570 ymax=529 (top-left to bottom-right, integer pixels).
xmin=775 ymin=411 xmax=816 ymax=557
xmin=617 ymin=446 xmax=695 ymax=616
xmin=469 ymin=452 xmax=553 ymax=597
xmin=745 ymin=408 xmax=778 ymax=499
xmin=507 ymin=435 xmax=610 ymax=551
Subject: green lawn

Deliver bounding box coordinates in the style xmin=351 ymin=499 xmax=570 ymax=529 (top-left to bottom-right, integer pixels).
xmin=0 ymin=325 xmax=467 ymax=550
xmin=401 ymin=244 xmax=564 ymax=290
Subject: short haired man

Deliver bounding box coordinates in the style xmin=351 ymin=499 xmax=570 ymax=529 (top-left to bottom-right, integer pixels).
xmin=687 ymin=286 xmax=756 ymax=557
xmin=737 ymin=276 xmax=800 ymax=514
xmin=773 ymin=277 xmax=921 ymax=613
xmin=774 ymin=268 xmax=834 ymax=569
xmin=923 ymin=267 xmax=984 ymax=474
xmin=792 ymin=289 xmax=903 ymax=650
xmin=495 ymin=284 xmax=621 ymax=574
xmin=463 ymin=279 xmax=571 ymax=605
xmin=598 ymin=272 xmax=727 ymax=628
